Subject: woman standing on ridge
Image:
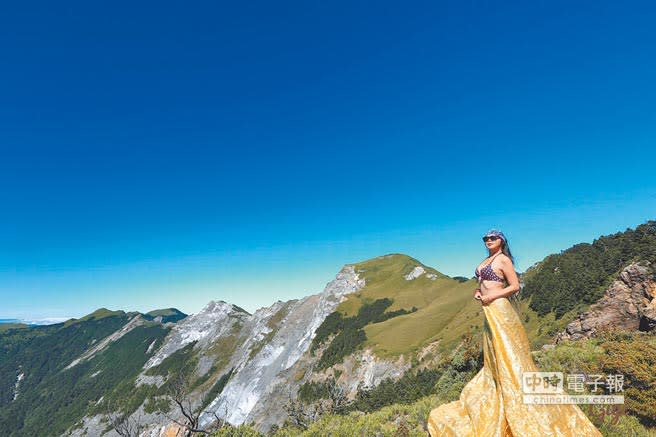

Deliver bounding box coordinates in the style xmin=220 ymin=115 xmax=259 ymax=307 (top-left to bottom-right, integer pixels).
xmin=427 ymin=229 xmax=603 ymax=436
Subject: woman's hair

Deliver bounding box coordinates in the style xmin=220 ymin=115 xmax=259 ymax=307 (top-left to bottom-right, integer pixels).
xmin=498 ymin=239 xmax=515 ymax=265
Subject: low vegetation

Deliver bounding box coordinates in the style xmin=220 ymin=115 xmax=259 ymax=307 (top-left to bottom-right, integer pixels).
xmin=311 ymin=298 xmax=416 ymax=369
xmin=269 ymin=331 xmax=656 ymax=437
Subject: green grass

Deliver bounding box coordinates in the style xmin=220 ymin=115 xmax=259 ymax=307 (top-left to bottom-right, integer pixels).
xmin=63 ymin=308 xmax=126 ymax=327
xmin=0 ymin=323 xmax=29 ymax=332
xmin=341 ymin=254 xmax=448 ymax=316
xmin=207 ymin=333 xmax=241 ymax=374
xmin=146 ymin=308 xmax=182 ymax=317
xmin=333 ymin=254 xmax=483 ymax=358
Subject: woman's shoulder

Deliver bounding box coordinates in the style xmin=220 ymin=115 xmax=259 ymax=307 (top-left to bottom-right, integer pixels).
xmin=495 ymin=253 xmax=511 ymax=263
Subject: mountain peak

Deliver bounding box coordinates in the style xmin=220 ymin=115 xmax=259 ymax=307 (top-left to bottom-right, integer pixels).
xmin=144 ymin=308 xmax=187 ymax=324
xmin=199 ymin=300 xmax=250 ymax=316
xmin=353 ymin=253 xmax=448 ymax=280
xmin=78 ymin=308 xmax=126 ymax=321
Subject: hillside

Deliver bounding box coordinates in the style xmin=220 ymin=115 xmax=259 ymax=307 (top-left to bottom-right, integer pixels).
xmin=344 ymin=253 xmax=482 ymax=357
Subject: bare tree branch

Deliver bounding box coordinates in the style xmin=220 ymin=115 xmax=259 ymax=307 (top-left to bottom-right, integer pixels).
xmin=101 ymin=398 xmax=144 ymax=437
xmin=161 ymin=370 xmax=231 ymax=436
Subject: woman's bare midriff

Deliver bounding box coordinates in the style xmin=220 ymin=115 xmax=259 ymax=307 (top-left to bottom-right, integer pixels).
xmin=479 ymin=280 xmax=505 ymax=296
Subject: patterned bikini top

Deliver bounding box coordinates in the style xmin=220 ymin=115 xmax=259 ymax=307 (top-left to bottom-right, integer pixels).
xmin=475 ymin=253 xmax=504 ymax=282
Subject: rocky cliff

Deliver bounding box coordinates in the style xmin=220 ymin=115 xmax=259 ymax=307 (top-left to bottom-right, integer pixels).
xmin=198 ymin=264 xmax=367 ymax=429
xmin=555 ymin=261 xmax=656 ymax=342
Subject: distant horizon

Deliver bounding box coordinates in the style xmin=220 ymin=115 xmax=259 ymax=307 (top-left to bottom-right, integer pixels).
xmin=4 ymin=216 xmax=655 ymax=320
xmin=0 ymin=317 xmax=71 ymax=326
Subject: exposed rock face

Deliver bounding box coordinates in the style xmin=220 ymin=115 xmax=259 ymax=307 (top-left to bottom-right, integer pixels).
xmin=199 ymin=264 xmax=366 ymax=429
xmin=336 ymin=348 xmax=410 ymax=394
xmin=143 ymin=300 xmax=248 ymax=371
xmin=555 ymin=261 xmax=656 ymax=342
xmin=13 ymin=369 xmax=24 ymax=401
xmin=404 ymin=266 xmax=425 ymax=280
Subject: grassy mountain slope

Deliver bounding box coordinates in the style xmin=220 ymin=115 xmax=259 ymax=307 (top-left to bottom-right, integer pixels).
xmin=332 ymin=253 xmax=482 ymax=358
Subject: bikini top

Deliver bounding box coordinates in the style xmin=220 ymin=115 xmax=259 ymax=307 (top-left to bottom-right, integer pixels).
xmin=475 ymin=253 xmax=504 ymax=282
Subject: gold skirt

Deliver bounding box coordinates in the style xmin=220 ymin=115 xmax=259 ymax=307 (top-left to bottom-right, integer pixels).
xmin=427 ymin=297 xmax=603 ymax=437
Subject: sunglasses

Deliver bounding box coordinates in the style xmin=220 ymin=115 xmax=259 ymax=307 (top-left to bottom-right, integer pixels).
xmin=482 ymin=236 xmax=500 ymax=242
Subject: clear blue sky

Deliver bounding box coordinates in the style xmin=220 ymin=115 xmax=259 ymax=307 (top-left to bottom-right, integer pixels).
xmin=1 ymin=1 xmax=655 ymax=320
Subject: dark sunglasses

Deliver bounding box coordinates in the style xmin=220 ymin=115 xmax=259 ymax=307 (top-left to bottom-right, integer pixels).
xmin=482 ymin=236 xmax=500 ymax=242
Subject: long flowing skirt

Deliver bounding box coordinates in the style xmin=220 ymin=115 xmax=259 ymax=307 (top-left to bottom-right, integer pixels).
xmin=427 ymin=297 xmax=603 ymax=436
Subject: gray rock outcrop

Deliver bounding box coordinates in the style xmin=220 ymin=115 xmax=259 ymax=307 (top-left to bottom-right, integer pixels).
xmin=555 ymin=261 xmax=656 ymax=342
xmin=199 ymin=264 xmax=366 ymax=429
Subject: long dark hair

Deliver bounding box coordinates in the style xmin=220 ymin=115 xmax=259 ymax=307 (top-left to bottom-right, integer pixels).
xmin=494 ymin=239 xmax=514 ymax=265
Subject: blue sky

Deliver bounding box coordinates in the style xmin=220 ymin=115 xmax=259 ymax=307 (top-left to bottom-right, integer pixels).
xmin=1 ymin=1 xmax=655 ymax=319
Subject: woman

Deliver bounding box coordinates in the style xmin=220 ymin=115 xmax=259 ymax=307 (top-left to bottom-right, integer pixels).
xmin=427 ymin=230 xmax=602 ymax=436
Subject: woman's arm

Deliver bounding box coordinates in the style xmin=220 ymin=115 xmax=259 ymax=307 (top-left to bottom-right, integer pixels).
xmin=499 ymin=257 xmax=520 ymax=297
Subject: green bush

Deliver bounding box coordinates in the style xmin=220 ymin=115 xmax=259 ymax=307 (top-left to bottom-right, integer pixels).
xmin=312 ymin=298 xmax=416 ymax=369
xmin=348 ymin=369 xmax=441 ymax=413
xmin=598 ymin=414 xmax=655 ymax=437
xmin=211 ymin=424 xmax=263 ymax=436
xmin=597 ymin=332 xmax=656 ymax=427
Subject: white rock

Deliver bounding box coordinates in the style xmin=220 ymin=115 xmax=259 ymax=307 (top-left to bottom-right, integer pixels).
xmin=404 ymin=266 xmax=425 ymax=280
xmin=200 ymin=265 xmax=365 ymax=427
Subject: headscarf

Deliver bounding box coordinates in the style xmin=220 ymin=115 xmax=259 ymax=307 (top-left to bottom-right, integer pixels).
xmin=484 ymin=229 xmax=507 ymax=243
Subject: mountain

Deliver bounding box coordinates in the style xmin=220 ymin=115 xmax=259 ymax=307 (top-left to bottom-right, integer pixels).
xmin=0 ymin=257 xmax=471 ymax=436
xmin=143 ymin=308 xmax=188 ymax=324
xmin=0 ymin=308 xmax=189 ymax=436
xmin=1 ymin=220 xmax=655 ymax=436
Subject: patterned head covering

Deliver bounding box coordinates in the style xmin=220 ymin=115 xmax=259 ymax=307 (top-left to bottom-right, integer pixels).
xmin=484 ymin=229 xmax=507 ymax=243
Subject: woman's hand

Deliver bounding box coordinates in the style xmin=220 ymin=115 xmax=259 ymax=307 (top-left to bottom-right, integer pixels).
xmin=480 ymin=293 xmax=497 ymax=305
